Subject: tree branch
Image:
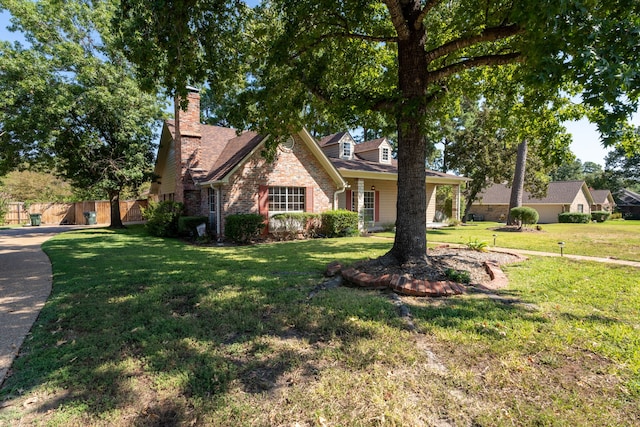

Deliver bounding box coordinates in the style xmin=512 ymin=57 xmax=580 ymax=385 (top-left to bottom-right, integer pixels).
xmin=325 ymin=32 xmax=397 ymax=43
xmin=428 ymin=52 xmax=523 ymax=82
xmin=415 ymin=0 xmax=445 ymax=30
xmin=383 ymin=0 xmax=410 ymax=40
xmin=425 ymin=24 xmax=522 ymax=63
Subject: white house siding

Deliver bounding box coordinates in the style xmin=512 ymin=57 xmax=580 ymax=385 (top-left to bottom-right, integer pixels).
xmin=570 ymin=191 xmax=592 ymax=215
xmin=530 ymin=204 xmax=563 ymax=223
xmin=426 ymin=184 xmax=437 ymax=222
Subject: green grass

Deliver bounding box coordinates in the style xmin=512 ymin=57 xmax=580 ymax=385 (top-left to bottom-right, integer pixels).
xmin=1 ymin=225 xmax=639 ymax=426
xmin=421 ymin=220 xmax=640 ymax=261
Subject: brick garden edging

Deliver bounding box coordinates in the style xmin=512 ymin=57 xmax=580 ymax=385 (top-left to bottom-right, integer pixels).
xmin=325 ymin=259 xmax=511 ymax=297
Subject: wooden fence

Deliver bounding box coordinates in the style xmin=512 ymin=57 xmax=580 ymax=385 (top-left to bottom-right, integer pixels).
xmin=2 ymin=200 xmax=148 ymax=225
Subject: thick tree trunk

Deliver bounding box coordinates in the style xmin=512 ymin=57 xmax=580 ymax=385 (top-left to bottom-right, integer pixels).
xmin=108 ymin=190 xmax=125 ymax=228
xmin=388 ymin=5 xmax=429 ymax=264
xmin=507 ymin=139 xmax=528 ymax=225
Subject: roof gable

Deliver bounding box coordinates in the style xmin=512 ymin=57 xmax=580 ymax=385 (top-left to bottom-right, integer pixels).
xmin=478 ymin=181 xmax=594 ymax=205
xmin=589 ymin=189 xmax=614 ymax=204
xmin=318 ymin=131 xmax=354 ymax=147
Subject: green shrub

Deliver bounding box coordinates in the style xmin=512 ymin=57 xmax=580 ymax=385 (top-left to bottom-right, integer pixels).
xmin=466 ymin=238 xmax=488 ymax=252
xmin=610 ymin=212 xmax=623 ymax=220
xmin=270 ymin=213 xmax=321 ymax=240
xmin=0 ymin=196 xmax=8 ymax=225
xmin=320 ymin=209 xmax=359 ymax=237
xmin=558 ymin=212 xmax=591 ymax=223
xmin=178 ymin=216 xmax=209 ymax=237
xmin=591 ymin=211 xmax=610 ymax=223
xmin=445 ymin=268 xmax=471 ymax=284
xmin=510 ymin=206 xmax=539 ymax=228
xmin=225 ymin=213 xmax=265 ymax=243
xmin=142 ymin=201 xmax=184 ymax=237
xmin=381 ymin=222 xmax=396 ymax=232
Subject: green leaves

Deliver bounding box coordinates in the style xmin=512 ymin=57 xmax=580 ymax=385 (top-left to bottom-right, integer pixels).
xmin=0 ymin=0 xmax=165 ymax=217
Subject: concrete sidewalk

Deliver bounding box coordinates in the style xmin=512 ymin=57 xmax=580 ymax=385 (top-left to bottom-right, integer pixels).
xmin=0 ymin=226 xmax=86 ymax=387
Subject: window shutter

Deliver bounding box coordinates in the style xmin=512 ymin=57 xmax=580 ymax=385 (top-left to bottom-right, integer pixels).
xmin=258 ymin=185 xmax=269 ymax=218
xmin=375 ymin=190 xmax=380 ymax=222
xmin=305 ymin=186 xmax=314 ymax=212
xmin=346 ymin=190 xmax=352 ymax=211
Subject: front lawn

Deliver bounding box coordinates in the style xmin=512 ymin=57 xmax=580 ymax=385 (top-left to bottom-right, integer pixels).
xmin=419 ymin=220 xmax=640 ymax=261
xmin=0 ymin=226 xmax=638 ymax=426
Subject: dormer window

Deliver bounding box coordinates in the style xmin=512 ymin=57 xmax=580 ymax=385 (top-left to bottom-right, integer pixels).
xmin=382 ymin=147 xmax=390 ymax=162
xmin=342 ymin=142 xmax=352 ymax=158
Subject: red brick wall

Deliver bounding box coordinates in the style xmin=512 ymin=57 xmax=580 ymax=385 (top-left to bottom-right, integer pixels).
xmin=200 ymin=135 xmax=337 ymax=236
xmin=175 ymin=89 xmax=202 ymax=205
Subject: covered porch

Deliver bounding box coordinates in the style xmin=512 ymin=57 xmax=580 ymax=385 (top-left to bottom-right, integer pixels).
xmin=337 ymin=171 xmax=468 ymax=231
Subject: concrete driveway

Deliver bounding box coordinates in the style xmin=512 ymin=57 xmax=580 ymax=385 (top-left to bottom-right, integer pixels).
xmin=0 ymin=225 xmax=87 ymax=387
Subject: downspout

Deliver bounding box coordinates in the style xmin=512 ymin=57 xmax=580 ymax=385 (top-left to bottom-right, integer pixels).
xmin=334 ymin=183 xmax=348 ymax=210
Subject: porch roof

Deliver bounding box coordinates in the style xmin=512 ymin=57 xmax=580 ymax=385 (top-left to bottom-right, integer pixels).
xmin=330 ymin=157 xmax=469 ymax=184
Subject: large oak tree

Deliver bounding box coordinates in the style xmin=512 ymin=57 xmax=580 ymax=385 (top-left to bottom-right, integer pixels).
xmin=118 ymin=0 xmax=640 ymax=263
xmin=0 ymin=0 xmax=164 ymax=227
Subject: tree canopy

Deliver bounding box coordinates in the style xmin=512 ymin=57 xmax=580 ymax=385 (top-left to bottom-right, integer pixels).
xmin=117 ymin=0 xmax=640 ymax=262
xmin=0 ymin=0 xmax=165 ymax=227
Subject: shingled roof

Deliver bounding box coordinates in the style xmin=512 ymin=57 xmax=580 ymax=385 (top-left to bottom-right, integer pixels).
xmin=318 ymin=132 xmax=350 ymax=147
xmin=589 ymin=189 xmax=614 ymax=204
xmin=477 ymin=181 xmax=594 ymax=204
xmin=165 ymin=120 xmax=265 ymax=183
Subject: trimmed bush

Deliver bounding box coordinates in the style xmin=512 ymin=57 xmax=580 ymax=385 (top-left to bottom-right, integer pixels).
xmin=591 ymin=211 xmax=610 ymax=223
xmin=0 ymin=196 xmax=8 ymax=225
xmin=510 ymin=206 xmax=539 ymax=228
xmin=225 ymin=213 xmax=265 ymax=243
xmin=558 ymin=212 xmax=591 ymax=223
xmin=178 ymin=216 xmax=209 ymax=237
xmin=321 ymin=209 xmax=359 ymax=237
xmin=270 ymin=213 xmax=321 ymax=240
xmin=142 ymin=201 xmax=184 ymax=237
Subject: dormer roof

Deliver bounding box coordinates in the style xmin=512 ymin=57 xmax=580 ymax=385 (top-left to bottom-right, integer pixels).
xmin=354 ymin=137 xmax=388 ymax=153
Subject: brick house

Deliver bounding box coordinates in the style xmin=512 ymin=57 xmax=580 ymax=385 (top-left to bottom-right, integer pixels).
xmin=468 ymin=181 xmax=595 ymax=223
xmin=150 ymin=88 xmax=468 ymax=237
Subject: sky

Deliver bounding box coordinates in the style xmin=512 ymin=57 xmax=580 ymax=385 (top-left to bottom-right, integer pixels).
xmin=1 ymin=9 xmax=637 ymax=166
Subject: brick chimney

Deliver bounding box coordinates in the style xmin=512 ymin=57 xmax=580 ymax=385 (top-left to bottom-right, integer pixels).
xmin=174 ymin=87 xmax=202 ymax=204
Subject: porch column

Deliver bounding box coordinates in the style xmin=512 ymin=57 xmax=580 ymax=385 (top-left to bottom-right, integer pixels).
xmin=426 ymin=184 xmax=437 ymax=224
xmin=452 ymin=184 xmax=461 ymax=221
xmin=357 ymin=179 xmax=365 ymax=231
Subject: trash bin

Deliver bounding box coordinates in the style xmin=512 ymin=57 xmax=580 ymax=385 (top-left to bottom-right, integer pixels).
xmin=83 ymin=211 xmax=97 ymax=225
xmin=29 ymin=213 xmax=42 ymax=226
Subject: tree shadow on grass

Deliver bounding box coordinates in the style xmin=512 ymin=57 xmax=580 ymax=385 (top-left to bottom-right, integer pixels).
xmin=0 ymin=231 xmax=401 ymax=423
xmin=0 ymin=228 xmax=551 ymax=424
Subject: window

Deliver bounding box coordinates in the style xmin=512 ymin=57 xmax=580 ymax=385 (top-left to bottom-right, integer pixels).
xmin=342 ymin=142 xmax=351 ymax=158
xmin=351 ymin=191 xmax=375 ymax=222
xmin=577 ymin=204 xmax=584 ymax=213
xmin=207 ymin=188 xmax=217 ymax=228
xmin=208 ymin=188 xmax=216 ymax=213
xmin=269 ymin=187 xmax=305 ymax=212
xmin=382 ymin=147 xmax=390 ymax=162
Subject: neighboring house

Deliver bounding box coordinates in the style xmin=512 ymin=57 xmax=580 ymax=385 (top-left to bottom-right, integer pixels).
xmin=589 ymin=189 xmax=616 ymax=212
xmin=150 ymin=88 xmax=468 ymax=237
xmin=468 ymin=181 xmax=595 ymax=223
xmin=615 ymin=189 xmax=640 ymax=219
